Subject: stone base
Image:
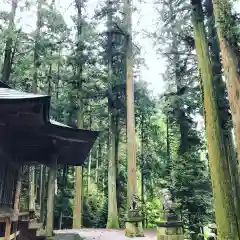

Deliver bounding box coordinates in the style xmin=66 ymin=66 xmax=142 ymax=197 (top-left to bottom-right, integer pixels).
xmin=157 ymin=234 xmax=184 ymax=240
xmin=53 ymin=233 xmax=83 ymax=240
xmin=125 ymin=221 xmax=144 ymax=237
xmin=157 ymin=221 xmax=184 ymax=240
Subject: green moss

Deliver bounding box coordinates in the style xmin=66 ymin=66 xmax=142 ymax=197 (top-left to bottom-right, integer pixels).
xmin=125 ymin=221 xmax=144 ymax=237
xmin=106 ymin=215 xmax=119 ymax=229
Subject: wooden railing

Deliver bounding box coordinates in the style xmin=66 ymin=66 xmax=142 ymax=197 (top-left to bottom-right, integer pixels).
xmin=0 ymin=211 xmax=29 ymax=240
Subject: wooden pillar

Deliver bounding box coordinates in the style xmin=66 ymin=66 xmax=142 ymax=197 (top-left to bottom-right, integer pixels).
xmin=14 ymin=170 xmax=21 ymax=212
xmin=13 ymin=170 xmax=21 ymax=240
xmin=46 ymin=156 xmax=57 ymax=237
xmin=5 ymin=217 xmax=11 ymax=240
xmin=40 ymin=166 xmax=47 ymax=225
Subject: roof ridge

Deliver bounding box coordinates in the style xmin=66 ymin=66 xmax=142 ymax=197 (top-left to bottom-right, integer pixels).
xmin=0 ymin=81 xmax=11 ymax=89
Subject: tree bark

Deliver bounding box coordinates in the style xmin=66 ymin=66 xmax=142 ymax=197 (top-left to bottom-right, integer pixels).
xmin=32 ymin=0 xmax=43 ymax=93
xmin=87 ymin=113 xmax=92 ymax=195
xmin=211 ymin=0 xmax=240 ymax=173
xmin=107 ymin=115 xmax=119 ymax=228
xmin=106 ymin=0 xmax=119 ymax=228
xmin=29 ymin=166 xmax=36 ymax=211
xmin=115 ymin=116 xmax=120 ymax=213
xmin=1 ymin=0 xmax=18 ymax=84
xmin=95 ymin=139 xmax=101 ymax=185
xmin=191 ymin=0 xmax=240 ymax=238
xmin=40 ymin=166 xmax=47 ymax=224
xmin=72 ymin=0 xmax=84 ymax=229
xmin=14 ymin=169 xmax=21 ymax=213
xmin=59 ymin=165 xmax=68 ymax=230
xmin=47 ymin=51 xmax=53 ymax=95
xmin=73 ymin=166 xmax=83 ymax=228
xmin=124 ymin=0 xmax=144 ymax=236
xmin=205 ymin=0 xmax=240 ymax=231
xmin=140 ymin=115 xmax=145 ymax=228
xmin=46 ymin=158 xmax=57 ymax=237
xmin=124 ymin=0 xmax=137 ymax=211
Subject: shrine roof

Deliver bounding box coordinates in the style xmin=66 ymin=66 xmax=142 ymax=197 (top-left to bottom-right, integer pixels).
xmin=0 ymin=81 xmax=99 ymax=166
xmin=0 ymin=87 xmax=47 ymax=99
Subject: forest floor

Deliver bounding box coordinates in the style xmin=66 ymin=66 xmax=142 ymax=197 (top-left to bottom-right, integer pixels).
xmin=54 ymin=228 xmax=157 ymax=239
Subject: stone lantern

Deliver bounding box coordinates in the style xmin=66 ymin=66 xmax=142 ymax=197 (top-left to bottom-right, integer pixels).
xmin=157 ymin=189 xmax=184 ymax=240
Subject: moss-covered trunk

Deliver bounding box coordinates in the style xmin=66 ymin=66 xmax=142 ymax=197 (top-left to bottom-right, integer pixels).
xmin=124 ymin=0 xmax=143 ymax=236
xmin=59 ymin=165 xmax=68 ymax=229
xmin=40 ymin=166 xmax=47 ymax=224
xmin=32 ymin=0 xmax=42 ymax=93
xmin=124 ymin=0 xmax=137 ymax=212
xmin=191 ymin=0 xmax=240 ymax=238
xmin=87 ymin=113 xmax=92 ymax=195
xmin=46 ymin=159 xmax=57 ymax=237
xmin=107 ymin=115 xmax=119 ymax=228
xmin=95 ymin=138 xmax=101 ymax=185
xmin=205 ymin=0 xmax=240 ymax=230
xmin=72 ymin=0 xmax=84 ymax=229
xmin=29 ymin=0 xmax=43 ymax=214
xmin=140 ymin=115 xmax=145 ymax=228
xmin=14 ymin=170 xmax=21 ymax=212
xmin=29 ymin=166 xmax=36 ymax=211
xmin=106 ymin=0 xmax=119 ymax=228
xmin=211 ymin=0 xmax=240 ymax=171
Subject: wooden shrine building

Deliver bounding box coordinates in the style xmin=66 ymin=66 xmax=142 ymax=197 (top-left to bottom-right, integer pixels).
xmin=0 ymin=82 xmax=98 ymax=239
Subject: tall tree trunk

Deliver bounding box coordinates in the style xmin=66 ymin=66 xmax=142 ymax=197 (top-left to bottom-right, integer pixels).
xmin=140 ymin=115 xmax=145 ymax=228
xmin=40 ymin=166 xmax=47 ymax=223
xmin=124 ymin=0 xmax=144 ymax=236
xmin=29 ymin=0 xmax=43 ymax=214
xmin=115 ymin=115 xmax=120 ymax=213
xmin=1 ymin=0 xmax=18 ymax=84
xmin=87 ymin=113 xmax=92 ymax=195
xmin=72 ymin=0 xmax=84 ymax=229
xmin=166 ymin=114 xmax=170 ymax=176
xmin=32 ymin=0 xmax=43 ymax=93
xmin=14 ymin=169 xmax=21 ymax=212
xmin=29 ymin=166 xmax=36 ymax=211
xmin=205 ymin=0 xmax=240 ymax=230
xmin=59 ymin=165 xmax=68 ymax=230
xmin=56 ymin=49 xmax=61 ymax=102
xmin=107 ymin=115 xmax=119 ymax=228
xmin=210 ymin=0 xmax=240 ymax=171
xmin=39 ymin=165 xmax=43 ymax=214
xmin=46 ymin=158 xmax=57 ymax=237
xmin=47 ymin=51 xmax=53 ymax=95
xmin=95 ymin=138 xmax=101 ymax=185
xmin=106 ymin=0 xmax=119 ymax=228
xmin=191 ymin=0 xmax=240 ymax=238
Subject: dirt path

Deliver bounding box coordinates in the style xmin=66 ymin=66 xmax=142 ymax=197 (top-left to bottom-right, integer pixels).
xmin=54 ymin=228 xmax=157 ymax=239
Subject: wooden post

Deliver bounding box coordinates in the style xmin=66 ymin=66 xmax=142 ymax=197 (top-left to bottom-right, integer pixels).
xmin=13 ymin=170 xmax=21 ymax=240
xmin=40 ymin=166 xmax=47 ymax=225
xmin=5 ymin=217 xmax=11 ymax=240
xmin=14 ymin=170 xmax=21 ymax=212
xmin=46 ymin=156 xmax=57 ymax=237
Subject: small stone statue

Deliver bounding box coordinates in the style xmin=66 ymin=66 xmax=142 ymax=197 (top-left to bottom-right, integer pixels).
xmin=161 ymin=189 xmax=178 ymax=221
xmin=130 ymin=194 xmax=138 ymax=210
xmin=162 ymin=189 xmax=173 ymax=211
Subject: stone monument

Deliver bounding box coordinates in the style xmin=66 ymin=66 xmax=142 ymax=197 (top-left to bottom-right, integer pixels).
xmin=125 ymin=194 xmax=144 ymax=237
xmin=157 ymin=189 xmax=184 ymax=240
